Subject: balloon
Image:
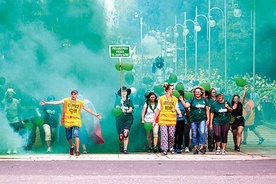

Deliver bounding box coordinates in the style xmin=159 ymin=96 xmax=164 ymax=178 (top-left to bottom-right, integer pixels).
xmin=144 ymin=122 xmax=153 ymax=130
xmin=130 ymin=87 xmax=137 ymax=94
xmin=137 ymin=88 xmax=146 ymax=96
xmin=142 ymin=77 xmax=153 ymax=85
xmin=112 ymin=107 xmax=122 ymax=117
xmin=173 ymin=90 xmax=180 ymax=98
xmin=169 ymin=74 xmax=177 ymax=83
xmin=125 ymin=73 xmax=134 ymax=85
xmin=122 ymin=62 xmax=134 ymax=71
xmin=0 ymin=77 xmax=6 ymax=85
xmin=24 ymin=122 xmax=34 ymax=130
xmin=201 ymin=83 xmax=211 ymax=91
xmin=184 ymin=91 xmax=193 ymax=100
xmin=235 ymin=78 xmax=246 ymax=87
xmin=153 ymin=85 xmax=163 ymax=95
xmin=35 ymin=117 xmax=44 ymax=126
xmin=115 ymin=62 xmax=122 ymax=71
xmin=175 ymin=83 xmax=184 ymax=91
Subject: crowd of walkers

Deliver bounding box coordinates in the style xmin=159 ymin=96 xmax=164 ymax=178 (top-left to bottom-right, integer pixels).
xmin=135 ymin=83 xmax=265 ymax=155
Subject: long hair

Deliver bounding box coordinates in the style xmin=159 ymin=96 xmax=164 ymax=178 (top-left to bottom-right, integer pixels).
xmin=231 ymin=94 xmax=242 ymax=110
xmin=145 ymin=92 xmax=158 ymax=104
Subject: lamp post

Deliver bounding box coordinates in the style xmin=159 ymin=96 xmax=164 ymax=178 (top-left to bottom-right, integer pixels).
xmin=164 ymin=26 xmax=177 ymax=74
xmin=195 ymin=6 xmax=209 ymax=75
xmin=208 ymin=0 xmax=226 ymax=84
xmin=251 ymin=0 xmax=256 ymax=87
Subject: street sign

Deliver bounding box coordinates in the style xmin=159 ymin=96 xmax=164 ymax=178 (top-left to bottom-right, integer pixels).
xmin=109 ymin=45 xmax=131 ymax=58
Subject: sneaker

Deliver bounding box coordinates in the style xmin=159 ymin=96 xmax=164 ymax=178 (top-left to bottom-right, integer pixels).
xmin=147 ymin=148 xmax=152 ymax=153
xmin=153 ymin=147 xmax=158 ymax=153
xmin=176 ymin=149 xmax=182 ymax=154
xmin=75 ymin=151 xmax=80 ymax=156
xmin=169 ymin=148 xmax=175 ymax=154
xmin=236 ymin=146 xmax=240 ymax=152
xmin=47 ymin=147 xmax=53 ymax=153
xmin=12 ymin=149 xmax=18 ymax=154
xmin=69 ymin=145 xmax=74 ymax=155
xmin=216 ymin=147 xmax=221 ymax=155
xmin=6 ymin=149 xmax=11 ymax=154
xmin=184 ymin=147 xmax=190 ymax=153
xmin=234 ymin=145 xmax=237 ymax=151
xmin=123 ymin=149 xmax=128 ymax=154
xmin=221 ymin=149 xmax=226 ymax=155
xmin=119 ymin=146 xmax=124 ymax=153
xmin=193 ymin=149 xmax=199 ymax=155
xmin=258 ymin=138 xmax=265 ymax=145
xmin=161 ymin=151 xmax=167 ymax=156
xmin=200 ymin=148 xmax=206 ymax=154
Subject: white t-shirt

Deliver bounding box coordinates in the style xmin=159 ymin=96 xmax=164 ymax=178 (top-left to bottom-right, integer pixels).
xmin=143 ymin=102 xmax=157 ymax=123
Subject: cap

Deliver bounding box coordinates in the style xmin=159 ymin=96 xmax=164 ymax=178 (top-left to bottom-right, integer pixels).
xmin=6 ymin=88 xmax=16 ymax=94
xmin=71 ymin=90 xmax=78 ymax=94
xmin=216 ymin=92 xmax=223 ymax=97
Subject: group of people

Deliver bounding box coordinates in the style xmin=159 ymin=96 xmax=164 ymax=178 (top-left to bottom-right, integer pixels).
xmin=118 ymin=83 xmax=265 ymax=156
xmin=1 ymin=88 xmax=101 ymax=156
xmin=1 ymin=83 xmax=265 ymax=157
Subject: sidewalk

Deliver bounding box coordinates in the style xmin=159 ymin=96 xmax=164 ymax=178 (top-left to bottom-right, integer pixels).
xmin=0 ymin=125 xmax=275 ymax=161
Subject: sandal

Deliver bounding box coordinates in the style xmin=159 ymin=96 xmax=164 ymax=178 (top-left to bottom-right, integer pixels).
xmin=123 ymin=149 xmax=128 ymax=154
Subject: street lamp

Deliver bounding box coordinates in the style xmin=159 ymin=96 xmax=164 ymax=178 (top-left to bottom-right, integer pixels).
xmin=195 ymin=6 xmax=209 ymax=75
xmin=164 ymin=26 xmax=177 ymax=74
xmin=208 ymin=0 xmax=226 ymax=84
xmin=251 ymin=1 xmax=256 ymax=87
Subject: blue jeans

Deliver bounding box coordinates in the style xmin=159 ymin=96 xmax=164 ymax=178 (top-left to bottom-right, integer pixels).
xmin=191 ymin=120 xmax=206 ymax=147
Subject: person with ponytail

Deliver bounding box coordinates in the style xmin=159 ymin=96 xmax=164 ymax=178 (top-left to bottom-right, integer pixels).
xmin=154 ymin=83 xmax=182 ymax=156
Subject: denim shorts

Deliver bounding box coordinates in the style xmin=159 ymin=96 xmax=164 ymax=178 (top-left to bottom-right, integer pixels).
xmin=65 ymin=126 xmax=80 ymax=140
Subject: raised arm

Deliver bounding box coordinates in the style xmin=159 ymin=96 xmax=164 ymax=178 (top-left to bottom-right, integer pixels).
xmin=241 ymin=85 xmax=248 ymax=105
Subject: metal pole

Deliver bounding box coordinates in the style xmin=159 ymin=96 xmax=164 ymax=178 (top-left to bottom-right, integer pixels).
xmin=252 ymin=1 xmax=256 ymax=88
xmin=208 ymin=0 xmax=211 ymax=82
xmin=140 ymin=17 xmax=143 ymax=58
xmin=224 ymin=0 xmax=227 ymax=92
xmin=195 ymin=6 xmax=198 ymax=75
xmin=184 ymin=12 xmax=187 ymax=77
xmin=174 ymin=16 xmax=178 ymax=75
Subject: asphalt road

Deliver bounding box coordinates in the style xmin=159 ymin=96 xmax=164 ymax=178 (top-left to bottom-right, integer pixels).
xmin=1 ymin=159 xmax=276 ymax=184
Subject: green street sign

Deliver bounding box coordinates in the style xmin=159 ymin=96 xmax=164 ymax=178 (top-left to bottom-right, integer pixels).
xmin=109 ymin=45 xmax=131 ymax=58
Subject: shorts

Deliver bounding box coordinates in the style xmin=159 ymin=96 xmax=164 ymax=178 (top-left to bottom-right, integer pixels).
xmin=231 ymin=117 xmax=245 ymax=130
xmin=65 ymin=126 xmax=80 ymax=140
xmin=116 ymin=114 xmax=133 ymax=134
xmin=43 ymin=124 xmax=51 ymax=141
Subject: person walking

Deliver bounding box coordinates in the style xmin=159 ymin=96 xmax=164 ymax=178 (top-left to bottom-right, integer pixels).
xmin=141 ymin=92 xmax=159 ymax=153
xmin=114 ymin=86 xmax=134 ymax=154
xmin=185 ymin=86 xmax=210 ymax=155
xmin=242 ymin=93 xmax=265 ymax=145
xmin=1 ymin=88 xmax=23 ymax=154
xmin=40 ymin=90 xmax=101 ymax=156
xmin=41 ymin=95 xmax=61 ymax=153
xmin=210 ymin=93 xmax=232 ymax=155
xmin=154 ymin=83 xmax=182 ymax=156
xmin=231 ymin=85 xmax=247 ymax=151
xmin=173 ymin=90 xmax=189 ymax=154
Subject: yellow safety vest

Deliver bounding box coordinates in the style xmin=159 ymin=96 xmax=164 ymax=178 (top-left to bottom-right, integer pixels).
xmin=243 ymin=100 xmax=255 ymax=126
xmin=158 ymin=95 xmax=178 ymax=126
xmin=61 ymin=98 xmax=84 ymax=128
